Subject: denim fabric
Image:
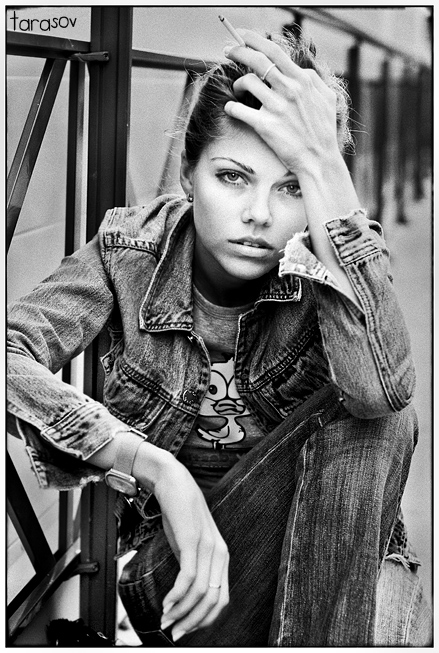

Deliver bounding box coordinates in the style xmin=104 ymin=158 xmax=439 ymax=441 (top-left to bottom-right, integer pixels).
xmin=375 ymin=559 xmax=432 ymax=646
xmin=7 ymin=196 xmax=416 ymax=556
xmin=118 ymin=385 xmax=430 ymax=646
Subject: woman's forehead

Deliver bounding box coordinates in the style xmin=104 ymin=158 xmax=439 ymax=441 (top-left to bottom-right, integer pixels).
xmin=201 ymin=124 xmax=291 ymax=177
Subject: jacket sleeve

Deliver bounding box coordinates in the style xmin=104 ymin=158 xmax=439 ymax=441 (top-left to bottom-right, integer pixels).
xmin=279 ymin=209 xmax=416 ymax=418
xmin=7 ymin=234 xmax=131 ymax=489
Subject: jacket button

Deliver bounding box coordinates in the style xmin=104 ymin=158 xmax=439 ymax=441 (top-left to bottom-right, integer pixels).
xmin=183 ymin=390 xmax=197 ymax=403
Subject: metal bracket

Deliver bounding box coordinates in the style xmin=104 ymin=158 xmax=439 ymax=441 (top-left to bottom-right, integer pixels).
xmin=70 ymin=51 xmax=109 ymax=63
xmin=70 ymin=561 xmax=100 ymax=577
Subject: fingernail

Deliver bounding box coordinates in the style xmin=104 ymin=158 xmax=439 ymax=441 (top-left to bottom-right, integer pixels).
xmin=162 ymin=601 xmax=174 ymax=615
xmin=172 ymin=629 xmax=186 ymax=643
xmin=236 ymin=28 xmax=246 ymax=35
xmin=160 ymin=619 xmax=174 ymax=631
xmin=223 ymin=45 xmax=232 ymax=56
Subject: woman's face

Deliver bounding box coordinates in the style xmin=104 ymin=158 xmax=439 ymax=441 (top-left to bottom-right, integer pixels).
xmin=180 ymin=123 xmax=307 ymax=302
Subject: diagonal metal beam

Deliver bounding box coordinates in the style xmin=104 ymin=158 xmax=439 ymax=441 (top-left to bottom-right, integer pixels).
xmin=7 ymin=452 xmax=56 ymax=575
xmin=7 ymin=540 xmax=80 ymax=641
xmin=7 ymin=57 xmax=67 ymax=251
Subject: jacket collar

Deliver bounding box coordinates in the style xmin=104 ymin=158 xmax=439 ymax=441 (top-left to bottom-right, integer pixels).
xmin=139 ymin=200 xmax=302 ymax=332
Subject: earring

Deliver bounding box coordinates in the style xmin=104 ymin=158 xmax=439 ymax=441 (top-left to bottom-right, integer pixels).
xmin=187 ymin=193 xmax=193 ymax=203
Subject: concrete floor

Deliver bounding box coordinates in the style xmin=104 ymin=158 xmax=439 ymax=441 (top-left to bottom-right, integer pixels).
xmin=384 ymin=179 xmax=432 ymax=603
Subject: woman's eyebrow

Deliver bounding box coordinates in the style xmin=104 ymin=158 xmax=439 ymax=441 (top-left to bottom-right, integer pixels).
xmin=211 ymin=157 xmax=298 ymax=181
xmin=211 ymin=157 xmax=255 ymax=175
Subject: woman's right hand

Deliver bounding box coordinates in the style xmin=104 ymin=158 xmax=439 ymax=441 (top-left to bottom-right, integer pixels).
xmin=134 ymin=442 xmax=230 ymax=642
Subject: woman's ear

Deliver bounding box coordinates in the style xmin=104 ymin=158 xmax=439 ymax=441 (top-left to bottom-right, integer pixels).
xmin=180 ymin=150 xmax=194 ymax=197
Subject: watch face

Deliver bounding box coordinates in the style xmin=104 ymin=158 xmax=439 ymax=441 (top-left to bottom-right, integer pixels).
xmin=105 ymin=471 xmax=138 ymax=497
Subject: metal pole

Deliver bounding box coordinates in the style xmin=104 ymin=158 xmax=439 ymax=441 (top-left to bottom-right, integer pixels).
xmin=373 ymin=59 xmax=389 ymax=223
xmin=80 ymin=6 xmax=133 ymax=640
xmin=413 ymin=67 xmax=425 ymax=200
xmin=346 ymin=42 xmax=361 ymax=178
xmin=395 ymin=67 xmax=409 ymax=224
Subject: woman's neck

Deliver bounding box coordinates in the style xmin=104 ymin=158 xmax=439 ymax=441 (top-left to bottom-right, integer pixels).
xmin=192 ymin=263 xmax=263 ymax=308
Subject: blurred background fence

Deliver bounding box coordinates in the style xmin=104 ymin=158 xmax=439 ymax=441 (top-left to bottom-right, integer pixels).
xmin=6 ymin=6 xmax=432 ymax=645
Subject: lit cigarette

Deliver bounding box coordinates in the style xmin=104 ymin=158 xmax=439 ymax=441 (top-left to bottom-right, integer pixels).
xmin=218 ymin=15 xmax=245 ymax=46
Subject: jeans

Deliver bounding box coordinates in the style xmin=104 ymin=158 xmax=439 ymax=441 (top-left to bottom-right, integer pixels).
xmin=118 ymin=385 xmax=431 ymax=646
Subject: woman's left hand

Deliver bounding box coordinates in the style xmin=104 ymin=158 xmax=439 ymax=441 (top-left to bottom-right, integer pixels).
xmin=223 ymin=29 xmax=340 ymax=177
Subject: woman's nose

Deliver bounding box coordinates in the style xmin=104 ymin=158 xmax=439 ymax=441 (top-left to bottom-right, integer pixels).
xmin=241 ymin=192 xmax=272 ymax=227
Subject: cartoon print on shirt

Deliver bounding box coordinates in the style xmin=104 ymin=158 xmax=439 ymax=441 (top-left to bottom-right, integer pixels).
xmin=196 ymin=356 xmax=251 ymax=449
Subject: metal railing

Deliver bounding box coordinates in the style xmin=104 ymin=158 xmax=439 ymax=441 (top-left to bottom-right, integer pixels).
xmin=6 ymin=6 xmax=208 ymax=642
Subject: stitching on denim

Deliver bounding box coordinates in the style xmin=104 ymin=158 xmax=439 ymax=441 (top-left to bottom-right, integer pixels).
xmin=402 ymin=573 xmax=421 ymax=644
xmin=277 ymin=443 xmax=307 ymax=645
xmin=209 ymin=421 xmax=312 ymax=514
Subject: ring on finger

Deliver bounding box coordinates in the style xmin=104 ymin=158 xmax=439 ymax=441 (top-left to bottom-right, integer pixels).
xmin=208 ymin=583 xmax=222 ymax=589
xmin=261 ymin=62 xmax=277 ymax=83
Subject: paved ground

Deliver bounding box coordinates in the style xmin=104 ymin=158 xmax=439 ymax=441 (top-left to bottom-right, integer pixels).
xmin=383 ymin=178 xmax=432 ymax=603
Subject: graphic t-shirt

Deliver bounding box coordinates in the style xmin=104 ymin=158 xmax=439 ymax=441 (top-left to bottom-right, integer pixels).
xmin=177 ymin=285 xmax=264 ymax=493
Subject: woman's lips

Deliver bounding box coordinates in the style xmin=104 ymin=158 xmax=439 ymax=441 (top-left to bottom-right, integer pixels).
xmin=229 ymin=238 xmax=275 ymax=258
xmin=230 ymin=237 xmax=274 ymax=250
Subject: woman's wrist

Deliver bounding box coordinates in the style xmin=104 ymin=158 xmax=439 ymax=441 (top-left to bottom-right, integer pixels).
xmin=132 ymin=440 xmax=176 ymax=493
xmin=298 ymin=150 xmax=361 ymax=222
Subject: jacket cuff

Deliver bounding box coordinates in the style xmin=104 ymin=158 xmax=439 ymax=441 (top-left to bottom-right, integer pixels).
xmin=11 ymin=404 xmax=134 ymax=490
xmin=323 ymin=208 xmax=384 ymax=267
xmin=39 ymin=402 xmax=128 ymax=460
xmin=279 ymin=230 xmax=341 ymax=290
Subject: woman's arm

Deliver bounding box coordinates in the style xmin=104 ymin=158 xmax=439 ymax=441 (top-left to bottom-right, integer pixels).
xmin=223 ymin=31 xmax=415 ymax=415
xmin=7 ymin=236 xmax=120 ymax=468
xmin=88 ymin=434 xmax=230 ymax=642
xmin=8 ymin=235 xmax=229 ymax=639
xmin=223 ymin=29 xmax=362 ymax=306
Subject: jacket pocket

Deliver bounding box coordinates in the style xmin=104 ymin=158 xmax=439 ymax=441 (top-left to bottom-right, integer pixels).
xmin=103 ymin=357 xmax=167 ymax=432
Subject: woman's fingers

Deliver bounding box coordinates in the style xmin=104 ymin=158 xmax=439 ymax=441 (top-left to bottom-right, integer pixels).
xmin=226 ymin=28 xmax=305 ymax=81
xmin=182 ymin=554 xmax=230 ymax=636
xmin=161 ymin=544 xmax=198 ymax=614
xmin=170 ymin=544 xmax=230 ymax=642
xmin=225 ymin=44 xmax=283 ymax=87
xmin=232 ymin=73 xmax=276 ymax=104
xmin=160 ymin=521 xmax=229 ymax=638
xmin=163 ymin=531 xmax=215 ymax=624
xmin=224 ymin=100 xmax=260 ymax=131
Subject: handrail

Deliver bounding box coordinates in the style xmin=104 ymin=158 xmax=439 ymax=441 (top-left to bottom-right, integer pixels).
xmin=132 ymin=48 xmax=208 ymax=72
xmin=6 ymin=31 xmax=90 ymax=58
xmin=281 ymin=6 xmax=430 ymax=67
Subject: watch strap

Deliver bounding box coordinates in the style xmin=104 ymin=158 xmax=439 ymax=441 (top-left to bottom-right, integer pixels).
xmin=112 ymin=431 xmax=146 ymax=477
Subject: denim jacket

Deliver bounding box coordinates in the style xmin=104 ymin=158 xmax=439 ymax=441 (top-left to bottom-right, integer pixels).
xmin=7 ymin=195 xmax=416 ymax=556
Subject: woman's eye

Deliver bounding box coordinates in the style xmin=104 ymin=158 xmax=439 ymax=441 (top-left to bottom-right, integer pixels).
xmin=282 ymin=183 xmax=302 ymax=198
xmin=217 ymin=171 xmax=244 ymax=185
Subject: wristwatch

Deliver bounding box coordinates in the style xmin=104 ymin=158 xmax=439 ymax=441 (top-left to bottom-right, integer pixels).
xmin=105 ymin=429 xmax=147 ymax=497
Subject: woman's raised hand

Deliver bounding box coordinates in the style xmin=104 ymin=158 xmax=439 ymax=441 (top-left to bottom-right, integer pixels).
xmin=223 ymin=29 xmax=340 ymax=177
xmin=138 ymin=446 xmax=230 ymax=642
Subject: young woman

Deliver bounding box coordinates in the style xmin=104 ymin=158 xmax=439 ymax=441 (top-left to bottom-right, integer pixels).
xmin=7 ymin=29 xmax=430 ymax=646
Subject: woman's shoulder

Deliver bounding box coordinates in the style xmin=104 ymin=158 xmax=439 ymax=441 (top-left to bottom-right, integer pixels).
xmin=99 ymin=194 xmax=188 ymax=246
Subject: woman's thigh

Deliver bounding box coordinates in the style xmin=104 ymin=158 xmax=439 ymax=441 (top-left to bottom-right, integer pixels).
xmin=119 ymin=385 xmax=419 ymax=646
xmin=118 ymin=386 xmax=342 ymax=645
